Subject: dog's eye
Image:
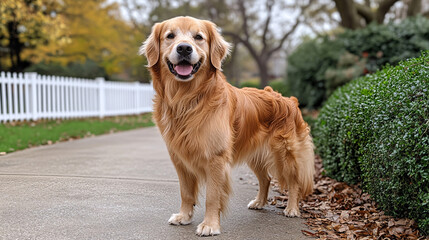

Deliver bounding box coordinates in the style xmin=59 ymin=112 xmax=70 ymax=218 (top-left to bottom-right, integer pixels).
xmin=194 ymin=34 xmax=203 ymax=40
xmin=166 ymin=33 xmax=175 ymax=39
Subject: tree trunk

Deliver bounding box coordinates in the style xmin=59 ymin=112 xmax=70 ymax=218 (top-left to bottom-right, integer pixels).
xmin=9 ymin=49 xmax=16 ymax=71
xmin=258 ymin=60 xmax=269 ymax=88
xmin=376 ymin=0 xmax=400 ymax=24
xmin=333 ymin=0 xmax=361 ymax=29
xmin=355 ymin=3 xmax=374 ymax=24
xmin=224 ymin=41 xmax=239 ymax=86
xmin=407 ymin=0 xmax=422 ymax=16
xmin=7 ymin=21 xmax=23 ymax=71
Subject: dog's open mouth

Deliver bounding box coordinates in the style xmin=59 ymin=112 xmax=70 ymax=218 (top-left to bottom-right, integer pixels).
xmin=167 ymin=60 xmax=201 ymax=80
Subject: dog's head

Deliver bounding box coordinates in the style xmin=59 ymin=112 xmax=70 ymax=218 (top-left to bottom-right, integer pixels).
xmin=141 ymin=16 xmax=230 ymax=82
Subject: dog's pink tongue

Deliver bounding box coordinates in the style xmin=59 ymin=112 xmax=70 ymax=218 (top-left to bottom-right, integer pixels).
xmin=175 ymin=65 xmax=193 ymax=76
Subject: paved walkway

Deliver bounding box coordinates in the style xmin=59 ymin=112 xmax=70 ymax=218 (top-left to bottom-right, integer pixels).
xmin=0 ymin=127 xmax=310 ymax=240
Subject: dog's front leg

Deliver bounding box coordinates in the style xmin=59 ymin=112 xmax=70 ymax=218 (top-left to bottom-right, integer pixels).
xmin=196 ymin=157 xmax=232 ymax=237
xmin=168 ymin=154 xmax=198 ymax=225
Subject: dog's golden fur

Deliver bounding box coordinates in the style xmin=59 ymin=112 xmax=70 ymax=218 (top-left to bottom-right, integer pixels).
xmin=142 ymin=16 xmax=314 ymax=236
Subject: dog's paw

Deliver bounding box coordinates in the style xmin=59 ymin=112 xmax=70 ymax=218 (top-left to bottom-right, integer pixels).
xmin=196 ymin=221 xmax=220 ymax=236
xmin=247 ymin=199 xmax=265 ymax=209
xmin=168 ymin=213 xmax=192 ymax=225
xmin=284 ymin=207 xmax=301 ymax=217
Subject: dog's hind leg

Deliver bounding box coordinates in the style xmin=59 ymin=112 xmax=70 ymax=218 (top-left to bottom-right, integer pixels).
xmin=247 ymin=154 xmax=271 ymax=210
xmin=270 ymin=134 xmax=302 ymax=217
xmin=168 ymin=153 xmax=199 ymax=226
xmin=283 ymin=174 xmax=301 ymax=217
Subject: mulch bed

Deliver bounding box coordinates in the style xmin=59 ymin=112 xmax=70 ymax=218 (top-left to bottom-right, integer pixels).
xmin=268 ymin=156 xmax=427 ymax=239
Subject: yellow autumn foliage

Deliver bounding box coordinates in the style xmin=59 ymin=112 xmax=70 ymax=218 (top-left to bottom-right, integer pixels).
xmin=0 ymin=0 xmax=67 ymax=68
xmin=22 ymin=0 xmax=146 ymax=77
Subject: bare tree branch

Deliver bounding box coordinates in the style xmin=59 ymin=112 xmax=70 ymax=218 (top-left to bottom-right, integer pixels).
xmin=237 ymin=0 xmax=250 ymax=41
xmin=364 ymin=0 xmax=371 ymax=7
xmin=267 ymin=19 xmax=300 ymax=57
xmin=261 ymin=0 xmax=274 ymax=54
xmin=222 ymin=31 xmax=259 ymax=61
xmin=224 ymin=0 xmax=314 ymax=87
xmin=333 ymin=0 xmax=361 ymax=29
xmin=303 ymin=18 xmax=325 ymax=37
xmin=122 ymin=0 xmax=145 ymax=32
xmin=376 ymin=0 xmax=400 ymax=23
xmin=355 ymin=3 xmax=374 ymax=24
xmin=267 ymin=0 xmax=313 ymax=57
xmin=312 ymin=4 xmax=341 ymax=25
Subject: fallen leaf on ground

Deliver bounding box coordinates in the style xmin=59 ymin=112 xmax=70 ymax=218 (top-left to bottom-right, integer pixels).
xmin=269 ymin=156 xmax=427 ymax=239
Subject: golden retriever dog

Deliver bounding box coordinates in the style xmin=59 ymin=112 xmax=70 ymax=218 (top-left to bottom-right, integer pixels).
xmin=141 ymin=16 xmax=314 ymax=236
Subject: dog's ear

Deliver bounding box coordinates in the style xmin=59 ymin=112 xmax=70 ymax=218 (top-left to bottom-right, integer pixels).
xmin=205 ymin=21 xmax=230 ymax=71
xmin=140 ymin=23 xmax=162 ymax=68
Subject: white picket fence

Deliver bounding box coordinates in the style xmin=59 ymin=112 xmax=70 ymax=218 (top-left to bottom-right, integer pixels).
xmin=0 ymin=72 xmax=155 ymax=123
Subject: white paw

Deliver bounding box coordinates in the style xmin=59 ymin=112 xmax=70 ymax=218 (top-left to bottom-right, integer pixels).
xmin=247 ymin=199 xmax=265 ymax=209
xmin=284 ymin=207 xmax=301 ymax=217
xmin=196 ymin=221 xmax=220 ymax=236
xmin=168 ymin=213 xmax=192 ymax=225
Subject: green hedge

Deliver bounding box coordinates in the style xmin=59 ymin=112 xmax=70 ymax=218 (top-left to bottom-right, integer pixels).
xmin=313 ymin=52 xmax=429 ymax=233
xmin=287 ymin=16 xmax=429 ymax=109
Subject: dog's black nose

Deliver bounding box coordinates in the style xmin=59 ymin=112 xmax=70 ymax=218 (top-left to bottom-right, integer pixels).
xmin=176 ymin=43 xmax=193 ymax=56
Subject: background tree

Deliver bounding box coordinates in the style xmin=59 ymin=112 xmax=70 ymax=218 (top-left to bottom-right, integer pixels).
xmin=0 ymin=0 xmax=66 ymax=71
xmin=121 ymin=0 xmax=239 ymax=82
xmin=3 ymin=0 xmax=426 ymax=85
xmin=27 ymin=0 xmax=125 ymax=74
xmin=332 ymin=0 xmax=429 ymax=29
xmin=221 ymin=0 xmax=313 ymax=87
xmin=122 ymin=0 xmax=310 ymax=87
xmin=23 ymin=0 xmax=148 ymax=81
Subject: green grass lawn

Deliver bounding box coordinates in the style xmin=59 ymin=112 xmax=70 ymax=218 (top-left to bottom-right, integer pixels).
xmin=0 ymin=114 xmax=154 ymax=154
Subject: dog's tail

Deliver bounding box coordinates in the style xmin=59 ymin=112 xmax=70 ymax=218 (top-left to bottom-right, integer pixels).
xmin=295 ymin=129 xmax=315 ymax=198
xmin=266 ymin=91 xmax=315 ymax=198
xmin=292 ymin=98 xmax=315 ymax=198
xmin=274 ymin=124 xmax=315 ymax=199
xmin=284 ymin=97 xmax=315 ymax=198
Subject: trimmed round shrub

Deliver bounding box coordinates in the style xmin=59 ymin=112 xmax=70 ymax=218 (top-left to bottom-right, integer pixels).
xmin=313 ymin=52 xmax=429 ymax=233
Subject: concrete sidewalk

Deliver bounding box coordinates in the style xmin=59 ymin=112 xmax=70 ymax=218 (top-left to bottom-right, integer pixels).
xmin=0 ymin=127 xmax=310 ymax=240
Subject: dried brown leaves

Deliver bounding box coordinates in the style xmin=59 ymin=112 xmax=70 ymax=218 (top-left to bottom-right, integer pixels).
xmin=269 ymin=156 xmax=427 ymax=240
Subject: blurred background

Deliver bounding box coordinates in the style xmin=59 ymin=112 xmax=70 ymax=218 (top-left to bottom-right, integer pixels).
xmin=1 ymin=0 xmax=429 ymax=108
